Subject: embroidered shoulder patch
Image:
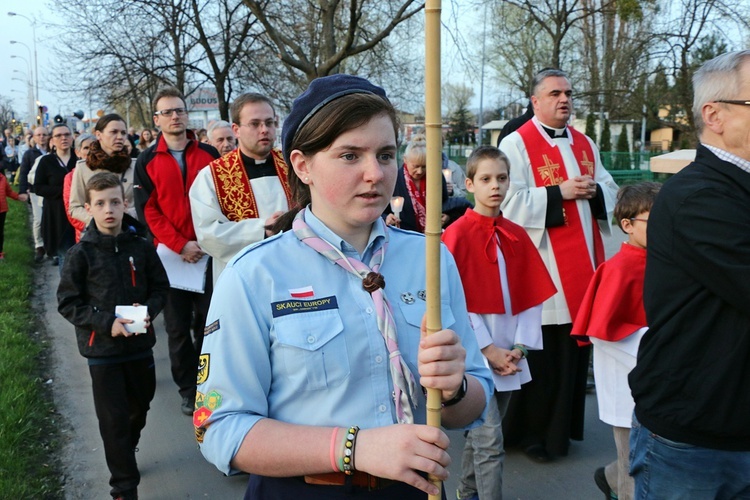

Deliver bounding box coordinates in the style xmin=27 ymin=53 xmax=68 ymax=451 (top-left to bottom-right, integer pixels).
xmin=193 ymin=406 xmax=212 ymax=428
xmin=204 ymin=319 xmax=220 ymax=336
xmin=197 ymin=354 xmax=210 ymax=384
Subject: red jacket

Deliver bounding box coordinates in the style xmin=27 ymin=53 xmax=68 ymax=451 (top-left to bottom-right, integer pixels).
xmin=134 ymin=132 xmax=218 ymax=253
xmin=1 ymin=172 xmax=20 ymax=213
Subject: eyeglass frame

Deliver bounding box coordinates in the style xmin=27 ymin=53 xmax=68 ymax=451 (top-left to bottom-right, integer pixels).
xmin=238 ymin=119 xmax=278 ymax=130
xmin=153 ymin=107 xmax=188 ymax=117
xmin=53 ymin=132 xmax=72 ymax=139
xmin=714 ymin=99 xmax=750 ymax=107
xmin=629 ymin=218 xmax=649 ymax=223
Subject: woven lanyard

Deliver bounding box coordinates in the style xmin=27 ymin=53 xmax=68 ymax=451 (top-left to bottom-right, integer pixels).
xmin=292 ymin=209 xmax=417 ymax=423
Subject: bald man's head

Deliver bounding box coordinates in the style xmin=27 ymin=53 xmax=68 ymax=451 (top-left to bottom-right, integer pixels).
xmin=33 ymin=127 xmax=50 ymax=149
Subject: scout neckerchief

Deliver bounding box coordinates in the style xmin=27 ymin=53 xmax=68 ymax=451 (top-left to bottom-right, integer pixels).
xmin=517 ymin=118 xmax=605 ymax=321
xmin=209 ymin=148 xmax=292 ymax=221
xmin=292 ymin=209 xmax=417 ymax=423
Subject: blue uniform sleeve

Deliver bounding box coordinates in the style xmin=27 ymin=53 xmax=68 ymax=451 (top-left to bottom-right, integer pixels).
xmin=196 ymin=265 xmax=271 ymax=475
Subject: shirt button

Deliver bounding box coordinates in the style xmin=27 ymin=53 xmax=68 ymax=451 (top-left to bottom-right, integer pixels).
xmin=307 ymin=335 xmax=315 ymax=344
xmin=375 ymin=355 xmax=383 ymax=363
xmin=378 ymin=404 xmax=387 ymax=413
xmin=366 ymin=307 xmax=373 ymax=314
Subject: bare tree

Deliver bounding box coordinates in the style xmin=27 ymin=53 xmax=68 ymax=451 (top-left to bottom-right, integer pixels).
xmin=578 ymin=0 xmax=656 ymax=118
xmin=0 ymin=96 xmax=18 ymax=131
xmin=241 ymin=0 xmax=424 ymax=80
xmin=649 ymin=0 xmax=750 ymax=137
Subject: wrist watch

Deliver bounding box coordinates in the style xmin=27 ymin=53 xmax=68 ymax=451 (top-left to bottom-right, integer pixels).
xmin=442 ymin=375 xmax=468 ymax=407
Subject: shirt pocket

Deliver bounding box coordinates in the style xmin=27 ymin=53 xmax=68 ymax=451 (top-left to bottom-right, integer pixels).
xmin=273 ymin=309 xmax=350 ymax=391
xmin=396 ymin=299 xmax=457 ymax=368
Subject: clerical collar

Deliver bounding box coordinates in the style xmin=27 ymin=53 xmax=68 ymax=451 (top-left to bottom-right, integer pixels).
xmin=539 ymin=123 xmax=568 ymax=139
xmin=240 ymin=151 xmax=268 ymax=166
xmin=240 ymin=151 xmax=278 ymax=180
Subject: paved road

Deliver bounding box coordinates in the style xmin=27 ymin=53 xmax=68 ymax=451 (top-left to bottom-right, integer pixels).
xmin=45 ymin=227 xmax=626 ymax=499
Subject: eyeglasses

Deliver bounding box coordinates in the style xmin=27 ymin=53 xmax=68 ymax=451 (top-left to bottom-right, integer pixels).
xmin=53 ymin=133 xmax=72 ymax=139
xmin=714 ymin=99 xmax=750 ymax=107
xmin=154 ymin=108 xmax=187 ymax=117
xmin=239 ymin=119 xmax=277 ymax=130
xmin=629 ymin=218 xmax=649 ymax=223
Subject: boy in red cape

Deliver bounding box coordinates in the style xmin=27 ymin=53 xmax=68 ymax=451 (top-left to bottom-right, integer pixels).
xmin=443 ymin=146 xmax=556 ymax=500
xmin=571 ymin=181 xmax=661 ymax=500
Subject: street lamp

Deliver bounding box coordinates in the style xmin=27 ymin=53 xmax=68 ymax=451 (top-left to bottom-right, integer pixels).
xmin=8 ymin=12 xmax=40 ymax=124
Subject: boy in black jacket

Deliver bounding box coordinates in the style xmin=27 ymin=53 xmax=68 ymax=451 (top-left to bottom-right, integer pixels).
xmin=58 ymin=172 xmax=169 ymax=500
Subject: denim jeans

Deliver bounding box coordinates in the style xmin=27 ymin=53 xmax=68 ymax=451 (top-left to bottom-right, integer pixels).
xmin=458 ymin=391 xmax=512 ymax=500
xmin=630 ymin=416 xmax=750 ymax=499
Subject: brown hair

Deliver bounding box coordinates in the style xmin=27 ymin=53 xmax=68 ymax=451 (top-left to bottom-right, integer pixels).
xmin=614 ymin=181 xmax=661 ymax=232
xmin=85 ymin=171 xmax=125 ymax=204
xmin=153 ymin=87 xmax=187 ymax=111
xmin=230 ymin=93 xmax=275 ymax=125
xmin=94 ymin=113 xmax=126 ymax=134
xmin=466 ymin=145 xmax=510 ymax=179
xmin=269 ymin=92 xmax=399 ymax=234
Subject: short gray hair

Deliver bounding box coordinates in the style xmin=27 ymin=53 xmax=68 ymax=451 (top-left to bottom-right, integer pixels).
xmin=693 ymin=50 xmax=750 ymax=134
xmin=531 ymin=68 xmax=568 ymax=97
xmin=207 ymin=120 xmax=232 ymax=141
xmin=75 ymin=133 xmax=95 ymax=151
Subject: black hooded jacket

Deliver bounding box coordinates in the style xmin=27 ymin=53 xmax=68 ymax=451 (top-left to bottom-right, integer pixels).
xmin=58 ymin=215 xmax=170 ymax=359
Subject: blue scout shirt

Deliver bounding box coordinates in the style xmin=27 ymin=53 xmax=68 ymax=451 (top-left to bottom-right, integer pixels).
xmin=197 ymin=210 xmax=492 ymax=475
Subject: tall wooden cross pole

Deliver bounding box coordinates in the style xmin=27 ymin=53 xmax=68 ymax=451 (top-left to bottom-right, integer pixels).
xmin=424 ymin=0 xmax=443 ymax=498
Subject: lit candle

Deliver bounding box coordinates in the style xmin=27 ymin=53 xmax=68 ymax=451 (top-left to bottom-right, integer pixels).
xmin=390 ymin=196 xmax=404 ymax=219
xmin=442 ymin=168 xmax=453 ymax=184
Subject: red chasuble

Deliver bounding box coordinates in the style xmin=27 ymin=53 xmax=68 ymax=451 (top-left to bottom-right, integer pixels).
xmin=208 ymin=149 xmax=292 ymax=221
xmin=442 ymin=209 xmax=556 ymax=315
xmin=517 ymin=119 xmax=605 ymax=321
xmin=571 ymin=243 xmax=647 ymax=346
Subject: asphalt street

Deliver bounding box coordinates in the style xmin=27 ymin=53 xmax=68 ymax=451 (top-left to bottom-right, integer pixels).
xmin=45 ymin=226 xmax=627 ymax=499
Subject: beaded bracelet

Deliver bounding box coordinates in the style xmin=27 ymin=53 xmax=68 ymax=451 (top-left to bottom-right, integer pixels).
xmin=512 ymin=344 xmax=529 ymax=359
xmin=342 ymin=425 xmax=360 ymax=475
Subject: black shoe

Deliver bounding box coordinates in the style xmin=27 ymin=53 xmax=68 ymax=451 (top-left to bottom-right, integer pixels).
xmin=181 ymin=395 xmax=195 ymax=416
xmin=594 ymin=467 xmax=617 ymax=499
xmin=524 ymin=444 xmax=553 ymax=463
xmin=52 ymin=256 xmax=59 ymax=266
xmin=34 ymin=247 xmax=45 ymax=263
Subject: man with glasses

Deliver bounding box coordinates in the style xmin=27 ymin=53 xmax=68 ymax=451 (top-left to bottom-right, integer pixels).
xmin=497 ymin=68 xmax=619 ymax=463
xmin=189 ymin=93 xmax=292 ymax=285
xmin=134 ymin=87 xmax=219 ymax=416
xmin=19 ymin=126 xmax=51 ymax=262
xmin=628 ymin=50 xmax=750 ymax=498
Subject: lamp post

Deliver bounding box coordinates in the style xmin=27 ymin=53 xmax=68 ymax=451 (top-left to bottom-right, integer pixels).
xmin=8 ymin=12 xmax=40 ymax=123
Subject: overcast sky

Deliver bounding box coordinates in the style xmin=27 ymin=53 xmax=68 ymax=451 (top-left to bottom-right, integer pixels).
xmin=0 ymin=0 xmax=499 ymax=126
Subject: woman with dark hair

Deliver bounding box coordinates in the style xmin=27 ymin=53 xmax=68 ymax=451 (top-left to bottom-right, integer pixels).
xmin=33 ymin=123 xmax=78 ymax=268
xmin=195 ymin=75 xmax=491 ymax=499
xmin=68 ymin=114 xmax=138 ymax=230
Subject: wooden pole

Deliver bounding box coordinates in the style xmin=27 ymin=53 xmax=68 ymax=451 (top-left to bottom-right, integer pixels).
xmin=424 ymin=0 xmax=442 ymax=498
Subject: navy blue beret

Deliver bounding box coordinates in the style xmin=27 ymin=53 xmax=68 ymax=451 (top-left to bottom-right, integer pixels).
xmin=281 ymin=74 xmax=388 ymax=166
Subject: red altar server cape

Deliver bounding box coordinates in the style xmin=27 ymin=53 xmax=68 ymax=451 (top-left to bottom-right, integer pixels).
xmin=571 ymin=242 xmax=647 ymax=346
xmin=442 ymin=208 xmax=556 ymax=314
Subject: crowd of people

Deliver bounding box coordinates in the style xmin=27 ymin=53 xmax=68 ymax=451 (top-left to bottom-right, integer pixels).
xmin=1 ymin=49 xmax=749 ymax=500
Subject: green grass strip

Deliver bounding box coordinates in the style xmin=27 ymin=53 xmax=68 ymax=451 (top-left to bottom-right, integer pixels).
xmin=0 ymin=200 xmax=62 ymax=498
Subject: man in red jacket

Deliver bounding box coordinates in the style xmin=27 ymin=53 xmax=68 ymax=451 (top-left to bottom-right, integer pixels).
xmin=134 ymin=87 xmax=219 ymax=415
